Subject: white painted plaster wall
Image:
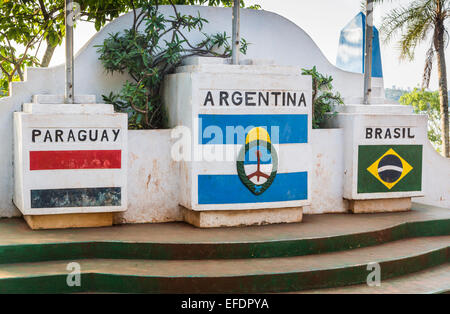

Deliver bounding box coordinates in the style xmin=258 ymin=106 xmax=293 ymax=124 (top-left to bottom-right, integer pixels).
xmin=0 ymin=5 xmax=371 ymax=218
xmin=0 ymin=6 xmax=447 ymax=219
xmin=413 ymin=140 xmax=450 ymax=208
xmin=115 ymin=130 xmax=183 ymax=224
xmin=117 ymin=128 xmax=348 ymax=223
xmin=307 ymin=129 xmax=348 ymax=214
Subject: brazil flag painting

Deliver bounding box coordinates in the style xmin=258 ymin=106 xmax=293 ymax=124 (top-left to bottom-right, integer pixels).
xmin=357 ymin=145 xmax=423 ymax=193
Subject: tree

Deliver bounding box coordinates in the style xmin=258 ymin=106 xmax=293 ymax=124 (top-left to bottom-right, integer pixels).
xmin=0 ymin=0 xmax=130 ymax=94
xmin=0 ymin=0 xmax=250 ymax=96
xmin=399 ymin=88 xmax=442 ymax=151
xmin=376 ymin=0 xmax=450 ymax=157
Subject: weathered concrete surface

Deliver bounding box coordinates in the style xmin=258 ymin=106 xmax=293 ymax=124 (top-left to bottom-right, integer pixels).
xmin=0 ymin=203 xmax=447 ymax=246
xmin=295 ymin=264 xmax=450 ymax=294
xmin=308 ymin=129 xmax=348 ymax=213
xmin=0 ymin=236 xmax=448 ymax=293
xmin=348 ymin=197 xmax=411 ymax=214
xmin=23 ymin=212 xmax=113 ymax=230
xmin=115 ymin=130 xmax=182 ymax=224
xmin=182 ymin=206 xmax=302 ymax=228
xmin=0 ymin=203 xmax=448 ymax=263
xmin=414 ymin=139 xmax=450 ymax=208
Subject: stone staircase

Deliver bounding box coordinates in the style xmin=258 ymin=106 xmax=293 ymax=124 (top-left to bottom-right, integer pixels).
xmin=298 ymin=264 xmax=450 ymax=294
xmin=0 ymin=204 xmax=448 ymax=293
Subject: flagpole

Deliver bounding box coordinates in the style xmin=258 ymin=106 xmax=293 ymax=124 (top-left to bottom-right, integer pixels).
xmin=231 ymin=0 xmax=240 ymax=65
xmin=363 ymin=0 xmax=374 ymax=105
xmin=65 ymin=0 xmax=74 ymax=104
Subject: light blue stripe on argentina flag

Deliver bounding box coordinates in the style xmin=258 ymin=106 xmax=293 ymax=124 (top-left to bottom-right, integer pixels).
xmin=199 ymin=114 xmax=308 ymax=144
xmin=198 ymin=172 xmax=308 ymax=204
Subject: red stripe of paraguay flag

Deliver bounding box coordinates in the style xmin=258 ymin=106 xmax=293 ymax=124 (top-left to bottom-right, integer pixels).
xmin=30 ymin=150 xmax=122 ymax=170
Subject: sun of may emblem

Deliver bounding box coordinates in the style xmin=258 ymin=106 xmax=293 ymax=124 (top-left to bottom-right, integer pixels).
xmin=237 ymin=127 xmax=278 ymax=195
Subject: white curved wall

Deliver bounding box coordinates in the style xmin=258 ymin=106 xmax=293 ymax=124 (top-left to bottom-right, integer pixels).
xmin=0 ymin=5 xmax=375 ymax=218
xmin=413 ymin=140 xmax=450 ymax=208
xmin=4 ymin=5 xmax=447 ymax=220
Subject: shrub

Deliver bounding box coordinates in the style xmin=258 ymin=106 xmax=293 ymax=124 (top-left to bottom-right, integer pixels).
xmin=301 ymin=66 xmax=343 ymax=128
xmin=399 ymin=88 xmax=444 ymax=152
xmin=97 ymin=2 xmax=248 ymax=129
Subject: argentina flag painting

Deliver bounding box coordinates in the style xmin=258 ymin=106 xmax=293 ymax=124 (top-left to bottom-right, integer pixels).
xmin=196 ymin=113 xmax=310 ymax=207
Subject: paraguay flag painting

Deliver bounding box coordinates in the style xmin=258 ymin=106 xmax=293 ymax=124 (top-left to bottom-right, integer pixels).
xmin=197 ymin=114 xmax=309 ymax=205
xmin=29 ymin=149 xmax=122 ymax=209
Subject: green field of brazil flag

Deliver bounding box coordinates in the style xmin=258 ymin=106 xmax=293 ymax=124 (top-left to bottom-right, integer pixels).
xmin=357 ymin=145 xmax=423 ymax=194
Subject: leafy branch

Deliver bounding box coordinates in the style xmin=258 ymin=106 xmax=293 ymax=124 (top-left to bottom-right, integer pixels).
xmin=301 ymin=66 xmax=343 ymax=129
xmin=97 ymin=0 xmax=248 ymax=129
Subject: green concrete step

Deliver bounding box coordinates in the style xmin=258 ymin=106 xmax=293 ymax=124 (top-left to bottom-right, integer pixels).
xmin=1 ymin=205 xmax=449 ymax=263
xmin=1 ymin=236 xmax=448 ymax=293
xmin=296 ymin=264 xmax=450 ymax=294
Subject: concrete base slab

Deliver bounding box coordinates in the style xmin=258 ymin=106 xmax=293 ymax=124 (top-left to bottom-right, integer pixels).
xmin=182 ymin=207 xmax=303 ymax=228
xmin=348 ymin=197 xmax=412 ymax=214
xmin=23 ymin=213 xmax=113 ymax=230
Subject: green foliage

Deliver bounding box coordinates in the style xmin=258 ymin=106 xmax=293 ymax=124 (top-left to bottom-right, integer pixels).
xmin=379 ymin=0 xmax=438 ymax=61
xmin=375 ymin=0 xmax=449 ymax=89
xmin=98 ymin=3 xmax=248 ymax=129
xmin=0 ymin=0 xmax=123 ymax=95
xmin=0 ymin=0 xmax=252 ymax=97
xmin=385 ymin=87 xmax=409 ymax=103
xmin=399 ymin=88 xmax=444 ymax=151
xmin=377 ymin=0 xmax=449 ymax=156
xmin=0 ymin=0 xmax=48 ymax=92
xmin=301 ymin=66 xmax=343 ymax=129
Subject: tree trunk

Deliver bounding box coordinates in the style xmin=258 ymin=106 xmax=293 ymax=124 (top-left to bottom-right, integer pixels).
xmin=435 ymin=20 xmax=450 ymax=157
xmin=40 ymin=40 xmax=56 ymax=67
xmin=16 ymin=66 xmax=24 ymax=81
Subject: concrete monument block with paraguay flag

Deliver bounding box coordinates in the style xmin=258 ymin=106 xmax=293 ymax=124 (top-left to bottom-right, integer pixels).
xmin=327 ymin=105 xmax=427 ymax=213
xmin=164 ymin=57 xmax=312 ymax=227
xmin=13 ymin=98 xmax=128 ymax=229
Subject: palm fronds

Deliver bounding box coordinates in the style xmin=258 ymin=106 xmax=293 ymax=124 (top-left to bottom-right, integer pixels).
xmin=380 ymin=0 xmax=435 ymax=60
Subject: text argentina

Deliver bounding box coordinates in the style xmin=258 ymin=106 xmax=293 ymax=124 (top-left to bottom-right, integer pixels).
xmin=203 ymin=90 xmax=308 ymax=107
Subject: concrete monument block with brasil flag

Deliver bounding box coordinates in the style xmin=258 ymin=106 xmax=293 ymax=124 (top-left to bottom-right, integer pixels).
xmin=326 ymin=105 xmax=427 ymax=213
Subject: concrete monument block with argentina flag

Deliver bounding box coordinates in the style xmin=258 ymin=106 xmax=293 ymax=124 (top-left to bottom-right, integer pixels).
xmin=164 ymin=57 xmax=312 ymax=227
xmin=13 ymin=96 xmax=128 ymax=229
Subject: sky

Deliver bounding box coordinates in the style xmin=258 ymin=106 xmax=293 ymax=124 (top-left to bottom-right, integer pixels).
xmin=48 ymin=0 xmax=443 ymax=90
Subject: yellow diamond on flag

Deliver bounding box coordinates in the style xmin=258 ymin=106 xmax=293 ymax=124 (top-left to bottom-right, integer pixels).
xmin=366 ymin=148 xmax=413 ymax=190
